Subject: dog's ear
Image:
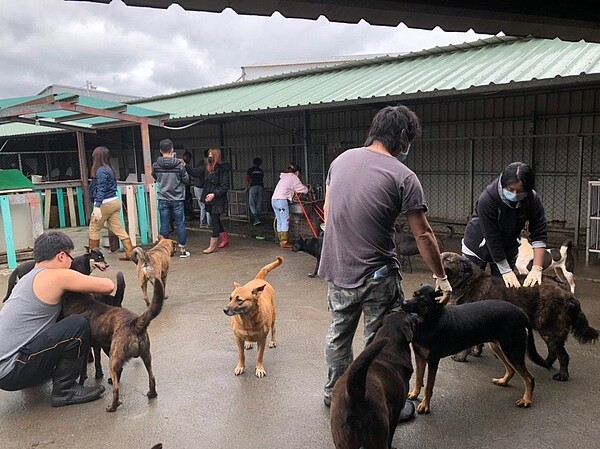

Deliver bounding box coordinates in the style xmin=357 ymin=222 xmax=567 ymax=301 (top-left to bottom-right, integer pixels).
xmin=158 ymin=235 xmax=164 ymax=241
xmin=233 ymin=282 xmax=241 ymax=289
xmin=84 ymin=246 xmax=91 ymax=254
xmin=401 ymin=315 xmax=416 ymax=342
xmin=252 ymin=284 xmax=267 ymax=297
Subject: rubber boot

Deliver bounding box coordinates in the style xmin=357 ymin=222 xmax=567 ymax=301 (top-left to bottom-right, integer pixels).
xmin=217 ymin=231 xmax=229 ymax=248
xmin=119 ymin=238 xmax=134 ymax=261
xmin=88 ymin=238 xmax=100 ymax=250
xmin=279 ymin=232 xmax=293 ymax=249
xmin=51 ymin=357 xmax=105 ymax=407
xmin=203 ymin=237 xmax=219 ymax=254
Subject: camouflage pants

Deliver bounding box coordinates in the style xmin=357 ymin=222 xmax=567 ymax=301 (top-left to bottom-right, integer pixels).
xmin=323 ymin=271 xmax=403 ymax=401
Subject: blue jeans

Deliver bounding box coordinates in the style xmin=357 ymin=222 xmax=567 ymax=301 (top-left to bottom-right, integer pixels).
xmin=271 ymin=198 xmax=289 ymax=232
xmin=248 ymin=185 xmax=264 ymax=219
xmin=158 ymin=199 xmax=186 ymax=247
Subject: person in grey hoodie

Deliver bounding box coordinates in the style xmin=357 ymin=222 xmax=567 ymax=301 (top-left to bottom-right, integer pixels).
xmin=152 ymin=139 xmax=191 ymax=257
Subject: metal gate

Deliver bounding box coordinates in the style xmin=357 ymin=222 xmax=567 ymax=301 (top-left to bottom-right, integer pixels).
xmin=586 ymin=181 xmax=600 ymax=263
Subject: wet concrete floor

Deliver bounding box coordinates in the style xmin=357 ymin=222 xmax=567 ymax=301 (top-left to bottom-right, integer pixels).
xmin=0 ymin=226 xmax=599 ymax=449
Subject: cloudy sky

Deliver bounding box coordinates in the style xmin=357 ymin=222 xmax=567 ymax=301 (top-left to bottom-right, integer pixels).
xmin=0 ymin=0 xmax=491 ymax=99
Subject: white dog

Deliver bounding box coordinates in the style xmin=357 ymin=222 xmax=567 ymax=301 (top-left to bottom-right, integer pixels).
xmin=516 ymin=237 xmax=575 ymax=293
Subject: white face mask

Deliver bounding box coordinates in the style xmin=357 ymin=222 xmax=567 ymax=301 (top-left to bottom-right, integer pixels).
xmin=397 ymin=143 xmax=411 ymax=162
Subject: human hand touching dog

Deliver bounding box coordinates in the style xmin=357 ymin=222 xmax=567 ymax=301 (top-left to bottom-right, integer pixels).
xmin=434 ymin=275 xmax=452 ymax=304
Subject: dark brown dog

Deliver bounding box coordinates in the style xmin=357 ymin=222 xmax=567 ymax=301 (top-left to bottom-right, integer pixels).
xmin=62 ymin=278 xmax=165 ymax=412
xmin=223 ymin=257 xmax=283 ymax=378
xmin=131 ymin=236 xmax=178 ymax=306
xmin=441 ymin=252 xmax=599 ymax=381
xmin=402 ymin=284 xmax=548 ymax=413
xmin=330 ymin=311 xmax=415 ymax=449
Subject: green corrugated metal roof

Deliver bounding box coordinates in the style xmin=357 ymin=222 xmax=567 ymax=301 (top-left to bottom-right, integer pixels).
xmin=132 ymin=36 xmax=600 ymax=120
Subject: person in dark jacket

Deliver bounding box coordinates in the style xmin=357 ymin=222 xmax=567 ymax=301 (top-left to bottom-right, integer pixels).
xmin=152 ymin=139 xmax=191 ymax=258
xmin=187 ymin=149 xmax=211 ymax=228
xmin=245 ymin=157 xmax=265 ymax=226
xmin=87 ymin=146 xmax=134 ymax=260
xmin=198 ymin=148 xmax=231 ymax=254
xmin=462 ymin=161 xmax=548 ymax=288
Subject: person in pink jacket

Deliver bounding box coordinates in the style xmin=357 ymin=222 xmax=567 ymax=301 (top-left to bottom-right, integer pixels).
xmin=271 ymin=164 xmax=309 ymax=248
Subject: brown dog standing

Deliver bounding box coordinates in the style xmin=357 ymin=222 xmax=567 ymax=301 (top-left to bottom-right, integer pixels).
xmin=330 ymin=311 xmax=415 ymax=449
xmin=224 ymin=257 xmax=283 ymax=377
xmin=131 ymin=236 xmax=178 ymax=306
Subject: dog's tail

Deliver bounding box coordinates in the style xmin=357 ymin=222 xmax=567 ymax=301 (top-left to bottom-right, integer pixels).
xmin=346 ymin=338 xmax=388 ymax=403
xmin=133 ymin=279 xmax=164 ymax=333
xmin=254 ymin=256 xmax=284 ymax=280
xmin=3 ymin=268 xmax=20 ymax=303
xmin=568 ymin=296 xmax=599 ymax=344
xmin=526 ymin=323 xmax=551 ymax=369
xmin=113 ymin=271 xmax=126 ymax=307
xmin=131 ymin=247 xmax=146 ymax=265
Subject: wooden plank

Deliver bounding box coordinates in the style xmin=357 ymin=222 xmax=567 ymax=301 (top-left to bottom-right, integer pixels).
xmin=66 ymin=187 xmax=77 ymax=227
xmin=0 ymin=196 xmax=17 ymax=269
xmin=136 ymin=184 xmax=150 ymax=245
xmin=125 ymin=185 xmax=138 ymax=246
xmin=76 ymin=186 xmax=86 ymax=226
xmin=148 ymin=183 xmax=159 ymax=242
xmin=56 ymin=188 xmax=66 ymax=228
xmin=44 ymin=189 xmax=51 ymax=229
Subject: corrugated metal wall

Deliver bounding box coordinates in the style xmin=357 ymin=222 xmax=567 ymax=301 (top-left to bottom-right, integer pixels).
xmin=145 ymin=86 xmax=600 ymax=242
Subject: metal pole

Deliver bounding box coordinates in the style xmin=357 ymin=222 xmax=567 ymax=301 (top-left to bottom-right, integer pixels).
xmin=303 ymin=110 xmax=310 ymax=183
xmin=76 ymin=131 xmax=91 ymax=219
xmin=574 ymin=136 xmax=584 ymax=247
xmin=468 ymin=139 xmax=475 ymax=219
xmin=140 ymin=121 xmax=153 ymax=185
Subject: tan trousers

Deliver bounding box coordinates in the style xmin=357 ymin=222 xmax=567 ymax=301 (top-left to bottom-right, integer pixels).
xmin=88 ymin=199 xmax=129 ymax=240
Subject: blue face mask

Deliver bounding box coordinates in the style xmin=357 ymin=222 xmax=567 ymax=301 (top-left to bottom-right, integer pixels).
xmin=502 ymin=188 xmax=527 ymax=202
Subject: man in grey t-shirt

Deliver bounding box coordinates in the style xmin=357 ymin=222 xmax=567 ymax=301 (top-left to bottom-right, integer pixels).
xmin=318 ymin=105 xmax=452 ymax=420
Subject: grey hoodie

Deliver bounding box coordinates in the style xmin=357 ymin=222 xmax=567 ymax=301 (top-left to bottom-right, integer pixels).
xmin=152 ymin=156 xmax=190 ymax=201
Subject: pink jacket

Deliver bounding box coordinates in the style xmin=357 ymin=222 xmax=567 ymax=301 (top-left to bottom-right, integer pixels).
xmin=272 ymin=172 xmax=308 ymax=201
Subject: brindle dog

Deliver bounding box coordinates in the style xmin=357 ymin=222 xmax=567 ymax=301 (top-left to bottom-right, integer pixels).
xmin=131 ymin=237 xmax=178 ymax=306
xmin=441 ymin=252 xmax=599 ymax=381
xmin=62 ymin=278 xmax=165 ymax=412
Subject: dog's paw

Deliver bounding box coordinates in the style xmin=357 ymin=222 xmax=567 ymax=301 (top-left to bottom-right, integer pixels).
xmin=516 ymin=398 xmax=532 ymax=408
xmin=255 ymin=366 xmax=266 ymax=378
xmin=244 ymin=342 xmax=254 ymax=350
xmin=451 ymin=354 xmax=468 ymax=362
xmin=106 ymin=401 xmax=122 ymax=412
xmin=492 ymin=377 xmax=509 ymax=387
xmin=407 ymin=390 xmax=419 ymax=401
xmin=308 ymin=273 xmax=316 ymax=278
xmin=95 ymin=372 xmax=104 ymax=380
xmin=235 ymin=365 xmax=245 ymax=375
xmin=552 ymin=372 xmax=569 ymax=381
xmin=416 ymin=401 xmax=430 ymax=414
xmin=268 ymin=340 xmax=277 ymax=348
xmin=147 ymin=390 xmax=157 ymax=399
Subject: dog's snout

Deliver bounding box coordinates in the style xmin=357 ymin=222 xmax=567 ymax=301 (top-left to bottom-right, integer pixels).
xmin=223 ymin=307 xmax=235 ymax=316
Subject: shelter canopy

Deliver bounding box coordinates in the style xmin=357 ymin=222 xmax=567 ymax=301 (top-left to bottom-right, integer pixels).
xmin=68 ymin=0 xmax=600 ymax=43
xmin=0 ymin=92 xmax=169 ymax=136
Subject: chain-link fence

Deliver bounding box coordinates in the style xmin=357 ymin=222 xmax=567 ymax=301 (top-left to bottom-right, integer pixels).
xmin=0 ymin=150 xmax=81 ymax=181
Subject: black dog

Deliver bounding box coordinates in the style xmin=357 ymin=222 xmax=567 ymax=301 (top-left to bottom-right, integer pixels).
xmin=3 ymin=247 xmax=109 ymax=302
xmin=330 ymin=311 xmax=415 ymax=449
xmin=401 ymin=284 xmax=548 ymax=414
xmin=292 ymin=235 xmax=323 ymax=277
xmin=394 ymin=223 xmax=454 ymax=273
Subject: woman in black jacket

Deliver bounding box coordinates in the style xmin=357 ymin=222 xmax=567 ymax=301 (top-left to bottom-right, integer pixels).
xmin=187 ymin=148 xmax=231 ymax=254
xmin=462 ymin=162 xmax=548 ymax=288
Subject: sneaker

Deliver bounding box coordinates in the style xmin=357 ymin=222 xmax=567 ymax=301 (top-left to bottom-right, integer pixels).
xmin=179 ymin=251 xmax=190 ymax=258
xmin=253 ymin=219 xmax=261 ymax=226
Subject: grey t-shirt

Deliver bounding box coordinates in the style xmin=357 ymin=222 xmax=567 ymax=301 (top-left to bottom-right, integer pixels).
xmin=0 ymin=267 xmax=62 ymax=379
xmin=318 ymin=147 xmax=427 ymax=288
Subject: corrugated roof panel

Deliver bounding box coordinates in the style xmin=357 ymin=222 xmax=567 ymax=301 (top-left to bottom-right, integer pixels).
xmin=131 ymin=37 xmax=600 ymax=120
